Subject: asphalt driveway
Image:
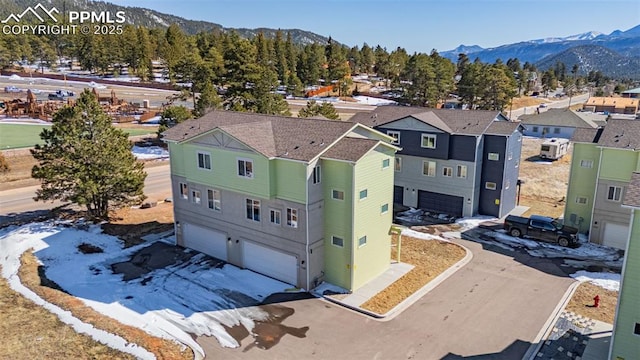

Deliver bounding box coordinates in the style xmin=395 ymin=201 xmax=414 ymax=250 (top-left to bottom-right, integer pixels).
xmin=197 ymin=238 xmax=575 ymax=360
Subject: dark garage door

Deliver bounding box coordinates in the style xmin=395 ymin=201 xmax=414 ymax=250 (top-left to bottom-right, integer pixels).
xmin=417 ymin=190 xmax=464 ymax=217
xmin=393 ymin=185 xmax=404 ymax=204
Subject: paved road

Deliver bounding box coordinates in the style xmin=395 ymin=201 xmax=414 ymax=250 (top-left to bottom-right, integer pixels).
xmin=197 ymin=239 xmax=574 ymax=360
xmin=0 ymin=163 xmax=171 ymax=215
xmin=509 ymin=93 xmax=590 ymax=120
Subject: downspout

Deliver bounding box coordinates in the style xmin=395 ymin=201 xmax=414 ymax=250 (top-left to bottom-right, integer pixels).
xmin=608 ymin=207 xmax=634 ymax=359
xmin=350 ymin=162 xmax=356 ymax=292
xmin=305 ymin=164 xmax=310 ymax=291
xmin=588 ymin=147 xmax=604 ymax=242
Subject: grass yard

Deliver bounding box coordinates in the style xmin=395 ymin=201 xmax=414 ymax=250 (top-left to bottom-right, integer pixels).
xmin=0 ymin=124 xmax=156 ymax=150
xmin=566 ymin=282 xmax=618 ymax=324
xmin=0 ymin=266 xmax=136 ymax=360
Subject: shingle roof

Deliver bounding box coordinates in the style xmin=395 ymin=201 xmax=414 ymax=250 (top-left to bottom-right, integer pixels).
xmin=162 ymin=110 xmax=358 ymax=161
xmin=593 ymin=119 xmax=640 ymax=149
xmin=571 ymin=128 xmax=602 ymax=143
xmin=519 ymin=108 xmax=599 ymax=128
xmin=485 ymin=121 xmax=522 ymax=136
xmin=349 ymin=106 xmax=504 ymax=135
xmin=623 ymin=172 xmax=640 ymax=208
xmin=321 ymin=137 xmax=380 ymax=162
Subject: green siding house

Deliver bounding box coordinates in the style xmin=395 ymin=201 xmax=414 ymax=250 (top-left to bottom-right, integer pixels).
xmin=564 ymin=120 xmax=640 ymax=250
xmin=163 ymin=110 xmax=398 ymax=291
xmin=610 ymin=172 xmax=640 ymax=359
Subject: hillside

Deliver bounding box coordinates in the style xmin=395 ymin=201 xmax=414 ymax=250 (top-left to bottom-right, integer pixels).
xmin=535 ymin=45 xmax=640 ymax=79
xmin=0 ymin=0 xmax=333 ymax=44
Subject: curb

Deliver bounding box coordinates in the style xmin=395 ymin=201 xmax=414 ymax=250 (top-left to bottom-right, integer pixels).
xmin=522 ymin=279 xmax=581 ymax=360
xmin=319 ymin=241 xmax=473 ymax=321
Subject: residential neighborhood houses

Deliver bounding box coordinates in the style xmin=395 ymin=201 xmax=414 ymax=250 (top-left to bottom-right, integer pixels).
xmin=518 ymin=108 xmax=605 ymax=139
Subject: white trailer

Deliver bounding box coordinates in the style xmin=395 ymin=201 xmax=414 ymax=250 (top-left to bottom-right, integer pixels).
xmin=540 ymin=138 xmax=570 ymax=160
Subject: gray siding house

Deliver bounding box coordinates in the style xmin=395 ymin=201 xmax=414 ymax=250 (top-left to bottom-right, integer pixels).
xmin=519 ymin=108 xmax=605 ymax=139
xmin=351 ymin=107 xmax=523 ymax=218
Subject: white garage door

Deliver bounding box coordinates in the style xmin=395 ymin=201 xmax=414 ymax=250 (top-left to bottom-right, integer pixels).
xmin=183 ymin=223 xmax=227 ymax=261
xmin=243 ymin=241 xmax=297 ymax=285
xmin=603 ymin=222 xmax=629 ymax=250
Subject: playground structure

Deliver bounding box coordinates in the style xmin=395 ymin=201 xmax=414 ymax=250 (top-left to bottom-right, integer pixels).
xmin=0 ymin=88 xmax=161 ymax=122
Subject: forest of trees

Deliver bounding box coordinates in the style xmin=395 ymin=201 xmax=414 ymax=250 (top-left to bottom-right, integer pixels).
xmin=0 ymin=23 xmax=610 ymax=115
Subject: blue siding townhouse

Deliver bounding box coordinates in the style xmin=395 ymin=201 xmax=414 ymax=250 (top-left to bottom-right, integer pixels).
xmin=351 ymin=106 xmax=523 ymax=218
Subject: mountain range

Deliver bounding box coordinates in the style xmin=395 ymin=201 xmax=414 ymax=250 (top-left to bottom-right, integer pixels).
xmin=1 ymin=0 xmax=639 ymax=79
xmin=440 ymin=25 xmax=640 ymax=79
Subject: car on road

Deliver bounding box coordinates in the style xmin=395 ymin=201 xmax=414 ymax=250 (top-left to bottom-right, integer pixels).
xmin=4 ymin=86 xmax=21 ymax=93
xmin=48 ymin=89 xmax=75 ymax=100
xmin=539 ymin=103 xmax=548 ymax=108
xmin=503 ymin=214 xmax=579 ymax=247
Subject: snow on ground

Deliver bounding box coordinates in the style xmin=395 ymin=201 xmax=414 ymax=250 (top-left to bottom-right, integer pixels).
xmin=401 ymin=228 xmax=450 ymax=242
xmin=0 ymin=117 xmax=51 ymax=125
xmin=570 ymin=270 xmax=620 ymax=291
xmin=132 ymin=145 xmax=169 ymax=160
xmin=352 ymin=95 xmax=397 ymax=106
xmin=0 ymin=222 xmax=293 ymax=358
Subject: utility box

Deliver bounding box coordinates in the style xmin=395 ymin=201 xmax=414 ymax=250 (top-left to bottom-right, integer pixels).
xmin=142 ymin=99 xmax=150 ymax=108
xmin=540 ymin=138 xmax=570 ymax=160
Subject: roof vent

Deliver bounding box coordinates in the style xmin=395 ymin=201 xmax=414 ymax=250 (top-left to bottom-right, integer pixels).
xmin=294 ymin=146 xmax=299 ymax=150
xmin=310 ymin=140 xmax=315 ymax=144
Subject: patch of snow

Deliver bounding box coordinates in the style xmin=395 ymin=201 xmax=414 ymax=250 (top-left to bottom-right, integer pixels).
xmin=455 ymin=216 xmax=497 ymax=231
xmin=132 ymin=146 xmax=169 ymax=160
xmin=401 ymin=228 xmax=449 ymax=242
xmin=9 ymin=74 xmax=22 ymax=80
xmin=87 ymin=81 xmax=107 ymax=89
xmin=570 ymin=270 xmax=620 ymax=292
xmin=352 ymin=96 xmax=397 ymax=106
xmin=531 ymin=160 xmax=553 ymax=165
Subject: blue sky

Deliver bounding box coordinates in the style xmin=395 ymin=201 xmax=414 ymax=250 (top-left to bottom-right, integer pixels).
xmin=109 ymin=0 xmax=640 ymax=53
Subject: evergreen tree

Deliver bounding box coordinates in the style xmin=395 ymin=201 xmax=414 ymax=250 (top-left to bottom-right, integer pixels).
xmin=297 ymin=100 xmax=340 ymax=119
xmin=31 ymin=90 xmax=146 ymax=220
xmin=360 ymin=43 xmax=375 ymax=74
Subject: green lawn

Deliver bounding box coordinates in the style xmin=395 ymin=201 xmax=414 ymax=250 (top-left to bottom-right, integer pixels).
xmin=0 ymin=124 xmax=156 ymax=149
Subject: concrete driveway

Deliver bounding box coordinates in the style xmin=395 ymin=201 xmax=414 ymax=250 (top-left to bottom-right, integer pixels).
xmin=197 ymin=238 xmax=575 ymax=360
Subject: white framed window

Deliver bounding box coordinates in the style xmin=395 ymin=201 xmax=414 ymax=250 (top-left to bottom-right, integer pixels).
xmin=423 ymin=161 xmax=436 ymax=177
xmin=442 ymin=166 xmax=453 ymax=177
xmin=633 ymin=322 xmax=640 ymax=336
xmin=421 ymin=134 xmax=437 ymax=149
xmin=245 ymin=198 xmax=261 ymax=222
xmin=359 ymin=189 xmax=368 ymax=200
xmin=358 ymin=236 xmax=367 ymax=247
xmin=456 ymin=165 xmax=467 ymax=178
xmin=387 ymin=130 xmax=400 ymax=145
xmin=191 ymin=190 xmax=201 ymax=205
xmin=332 ymin=189 xmax=344 ymax=200
xmin=381 ymin=203 xmax=389 ymax=214
xmin=286 ymin=208 xmax=298 ymax=228
xmin=394 ymin=157 xmax=402 ymax=172
xmin=382 ymin=158 xmax=390 ymax=169
xmin=607 ymin=186 xmax=622 ymax=202
xmin=207 ymin=189 xmax=221 ymax=211
xmin=553 ymin=128 xmax=561 ymax=134
xmin=197 ymin=151 xmax=211 ymax=170
xmin=576 ymin=196 xmax=588 ymax=205
xmin=269 ymin=209 xmax=281 ymax=225
xmin=179 ymin=182 xmax=188 ymax=200
xmin=313 ymin=165 xmax=321 ymax=184
xmin=237 ymin=158 xmax=253 ymax=178
xmin=488 ymin=153 xmax=499 ymax=161
xmin=485 ymin=182 xmax=497 ymax=190
xmin=331 ymin=236 xmax=344 ymax=248
xmin=580 ymin=159 xmax=593 ymax=168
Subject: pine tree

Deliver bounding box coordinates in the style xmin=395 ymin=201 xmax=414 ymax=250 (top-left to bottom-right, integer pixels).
xmin=297 ymin=100 xmax=340 ymax=119
xmin=31 ymin=90 xmax=146 ymax=220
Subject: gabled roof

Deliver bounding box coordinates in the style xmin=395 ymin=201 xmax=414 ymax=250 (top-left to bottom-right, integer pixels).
xmin=349 ymin=106 xmax=504 ymax=136
xmin=321 ymin=137 xmax=381 ymax=162
xmin=571 ymin=119 xmax=640 ymax=149
xmin=485 ymin=121 xmax=522 ymax=136
xmin=623 ymin=172 xmax=640 ymax=209
xmin=519 ymin=108 xmax=599 ymax=128
xmin=571 ymin=128 xmax=601 ymax=143
xmin=162 ymin=110 xmax=363 ymax=161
